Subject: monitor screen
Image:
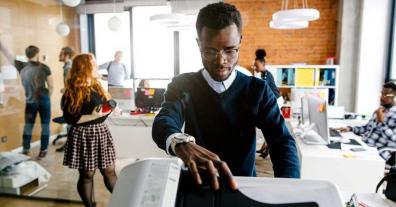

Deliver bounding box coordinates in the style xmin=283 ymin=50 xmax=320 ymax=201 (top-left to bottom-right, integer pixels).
xmin=135 ymin=88 xmax=165 ymax=110
xmin=305 ymin=95 xmax=330 ymax=144
xmin=301 ymin=96 xmax=310 ymax=125
xmin=108 ymin=87 xmax=134 ymax=100
xmin=108 ymin=87 xmax=135 ymax=111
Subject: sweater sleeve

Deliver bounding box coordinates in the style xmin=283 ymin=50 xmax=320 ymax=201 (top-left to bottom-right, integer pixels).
xmin=256 ymin=82 xmax=300 ymax=178
xmin=152 ymin=77 xmax=186 ymax=151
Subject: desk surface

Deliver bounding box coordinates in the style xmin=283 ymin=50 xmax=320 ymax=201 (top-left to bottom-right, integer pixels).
xmin=287 ymin=119 xmax=385 ymax=193
xmin=108 ymin=112 xmax=156 ymax=127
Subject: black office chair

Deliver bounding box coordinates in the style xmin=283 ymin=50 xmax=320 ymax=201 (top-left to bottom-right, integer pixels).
xmin=52 ymin=116 xmax=68 ymax=151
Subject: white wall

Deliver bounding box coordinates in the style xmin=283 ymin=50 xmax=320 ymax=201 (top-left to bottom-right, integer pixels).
xmin=337 ymin=0 xmax=361 ymax=112
xmin=355 ymin=0 xmax=392 ymax=114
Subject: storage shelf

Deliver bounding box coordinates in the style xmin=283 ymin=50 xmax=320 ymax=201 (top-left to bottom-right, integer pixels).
xmin=267 ymin=65 xmax=339 ymax=107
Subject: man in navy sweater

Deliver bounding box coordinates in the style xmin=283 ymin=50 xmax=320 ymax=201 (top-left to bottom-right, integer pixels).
xmin=152 ymin=2 xmax=300 ymax=190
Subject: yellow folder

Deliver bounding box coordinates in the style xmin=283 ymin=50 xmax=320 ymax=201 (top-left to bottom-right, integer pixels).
xmin=296 ymin=68 xmax=315 ymax=87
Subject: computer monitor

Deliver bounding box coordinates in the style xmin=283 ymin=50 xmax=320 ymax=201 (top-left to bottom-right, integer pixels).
xmin=301 ymin=95 xmax=330 ymax=144
xmin=135 ymin=88 xmax=166 ymax=111
xmin=108 ymin=87 xmax=135 ymax=111
xmin=301 ymin=96 xmax=310 ymax=125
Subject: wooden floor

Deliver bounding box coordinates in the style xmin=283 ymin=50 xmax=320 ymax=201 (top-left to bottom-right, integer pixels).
xmin=0 ymin=142 xmax=273 ymax=207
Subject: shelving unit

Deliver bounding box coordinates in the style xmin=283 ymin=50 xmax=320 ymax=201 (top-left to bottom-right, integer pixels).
xmin=266 ymin=65 xmax=339 ymax=113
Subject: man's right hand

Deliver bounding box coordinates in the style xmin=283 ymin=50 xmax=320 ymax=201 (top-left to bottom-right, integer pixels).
xmin=174 ymin=142 xmax=238 ymax=191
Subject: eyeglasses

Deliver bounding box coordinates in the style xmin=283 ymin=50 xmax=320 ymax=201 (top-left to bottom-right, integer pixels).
xmin=201 ymin=47 xmax=240 ymax=61
xmin=380 ymin=93 xmax=395 ymax=98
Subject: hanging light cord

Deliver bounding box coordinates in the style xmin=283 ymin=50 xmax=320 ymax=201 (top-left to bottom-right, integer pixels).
xmin=59 ymin=0 xmax=63 ymax=21
xmin=281 ymin=0 xmax=310 ymax=10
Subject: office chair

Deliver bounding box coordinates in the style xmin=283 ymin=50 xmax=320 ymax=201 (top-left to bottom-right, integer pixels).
xmin=378 ymin=147 xmax=396 ymax=172
xmin=52 ymin=116 xmax=68 ymax=151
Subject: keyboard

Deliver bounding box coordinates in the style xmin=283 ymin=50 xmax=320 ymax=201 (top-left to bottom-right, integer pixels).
xmin=329 ymin=128 xmax=342 ymax=137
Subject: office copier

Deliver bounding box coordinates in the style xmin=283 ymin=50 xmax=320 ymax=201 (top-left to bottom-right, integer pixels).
xmin=109 ymin=158 xmax=344 ymax=207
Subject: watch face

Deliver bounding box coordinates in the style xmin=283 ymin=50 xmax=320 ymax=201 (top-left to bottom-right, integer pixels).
xmin=175 ymin=135 xmax=188 ymax=142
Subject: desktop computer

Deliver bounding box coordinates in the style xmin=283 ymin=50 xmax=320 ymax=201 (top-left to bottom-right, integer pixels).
xmin=300 ymin=95 xmax=330 ymax=145
xmin=135 ymin=88 xmax=166 ymax=113
xmin=108 ymin=87 xmax=135 ymax=111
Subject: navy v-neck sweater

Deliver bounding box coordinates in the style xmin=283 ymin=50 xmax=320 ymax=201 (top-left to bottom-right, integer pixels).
xmin=152 ymin=70 xmax=300 ymax=178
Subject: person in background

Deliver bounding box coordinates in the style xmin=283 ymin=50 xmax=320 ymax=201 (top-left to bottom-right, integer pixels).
xmin=62 ymin=54 xmax=118 ymax=207
xmin=99 ymin=51 xmax=129 ymax=87
xmin=252 ymin=49 xmax=281 ymax=98
xmin=20 ymin=45 xmax=53 ymax=159
xmin=59 ymin=46 xmax=75 ymax=85
xmin=138 ymin=79 xmax=150 ymax=88
xmin=134 ymin=79 xmax=151 ymax=113
xmin=152 ymin=2 xmax=300 ymax=191
xmin=57 ymin=46 xmax=75 ymax=152
xmin=252 ymin=48 xmax=282 ymax=159
xmin=336 ymin=82 xmax=396 ymax=164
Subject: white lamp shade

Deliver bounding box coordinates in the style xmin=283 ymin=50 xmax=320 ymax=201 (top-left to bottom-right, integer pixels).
xmin=108 ymin=16 xmax=122 ymax=32
xmin=62 ymin=0 xmax=81 ymax=7
xmin=269 ymin=20 xmax=309 ymax=30
xmin=272 ymin=8 xmax=320 ymax=22
xmin=150 ymin=13 xmax=190 ymax=26
xmin=56 ymin=22 xmax=70 ymax=36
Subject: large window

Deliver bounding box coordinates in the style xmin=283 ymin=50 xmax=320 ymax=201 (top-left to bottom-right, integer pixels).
xmin=94 ymin=12 xmax=131 ymax=76
xmin=179 ymin=21 xmax=204 ymax=74
xmin=132 ymin=6 xmax=174 ymax=79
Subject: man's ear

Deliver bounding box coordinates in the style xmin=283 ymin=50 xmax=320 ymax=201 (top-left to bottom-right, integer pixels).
xmin=239 ymin=35 xmax=243 ymax=44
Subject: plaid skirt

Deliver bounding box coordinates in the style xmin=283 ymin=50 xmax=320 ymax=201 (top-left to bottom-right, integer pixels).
xmin=63 ymin=123 xmax=116 ymax=171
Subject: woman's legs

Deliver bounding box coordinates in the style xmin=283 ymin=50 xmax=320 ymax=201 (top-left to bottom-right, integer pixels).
xmin=99 ymin=164 xmax=117 ymax=193
xmin=78 ymin=169 xmax=96 ymax=207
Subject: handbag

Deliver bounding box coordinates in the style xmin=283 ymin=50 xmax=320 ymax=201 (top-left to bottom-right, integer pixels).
xmin=376 ymin=167 xmax=396 ymax=202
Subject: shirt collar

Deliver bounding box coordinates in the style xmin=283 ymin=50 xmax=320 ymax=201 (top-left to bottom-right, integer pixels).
xmin=201 ymin=68 xmax=237 ymax=94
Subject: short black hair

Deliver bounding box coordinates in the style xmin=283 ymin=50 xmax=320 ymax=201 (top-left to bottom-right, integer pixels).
xmin=255 ymin=49 xmax=266 ymax=62
xmin=62 ymin=46 xmax=75 ymax=58
xmin=196 ymin=2 xmax=242 ymax=38
xmin=384 ymin=81 xmax=396 ymax=93
xmin=25 ymin=45 xmax=39 ymax=59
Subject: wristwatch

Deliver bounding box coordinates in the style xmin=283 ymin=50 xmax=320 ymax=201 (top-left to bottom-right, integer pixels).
xmin=170 ymin=133 xmax=196 ymax=154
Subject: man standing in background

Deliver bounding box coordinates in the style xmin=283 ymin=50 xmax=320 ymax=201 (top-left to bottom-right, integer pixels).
xmin=20 ymin=45 xmax=53 ymax=159
xmin=57 ymin=46 xmax=75 ymax=152
xmin=99 ymin=51 xmax=129 ymax=87
xmin=59 ymin=47 xmax=74 ymax=92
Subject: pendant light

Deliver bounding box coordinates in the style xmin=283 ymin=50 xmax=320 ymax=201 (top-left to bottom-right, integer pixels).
xmin=56 ymin=1 xmax=70 ymax=36
xmin=62 ymin=0 xmax=81 ymax=7
xmin=107 ymin=0 xmax=121 ymax=32
xmin=270 ymin=0 xmax=319 ymax=30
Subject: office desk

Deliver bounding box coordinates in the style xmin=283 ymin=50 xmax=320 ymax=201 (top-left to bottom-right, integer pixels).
xmin=107 ymin=113 xmax=167 ymax=159
xmin=287 ymin=119 xmax=385 ymax=193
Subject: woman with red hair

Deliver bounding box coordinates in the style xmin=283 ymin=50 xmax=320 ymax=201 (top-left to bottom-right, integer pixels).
xmin=62 ymin=54 xmax=117 ymax=207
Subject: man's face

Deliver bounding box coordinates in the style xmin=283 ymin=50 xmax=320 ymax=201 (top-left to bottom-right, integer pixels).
xmin=114 ymin=52 xmax=123 ymax=62
xmin=59 ymin=50 xmax=66 ymax=62
xmin=198 ymin=24 xmax=241 ymax=81
xmin=380 ymin=87 xmax=395 ymax=107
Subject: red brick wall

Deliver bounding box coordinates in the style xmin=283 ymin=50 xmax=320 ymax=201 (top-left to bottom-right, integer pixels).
xmin=225 ymin=0 xmax=339 ymax=70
